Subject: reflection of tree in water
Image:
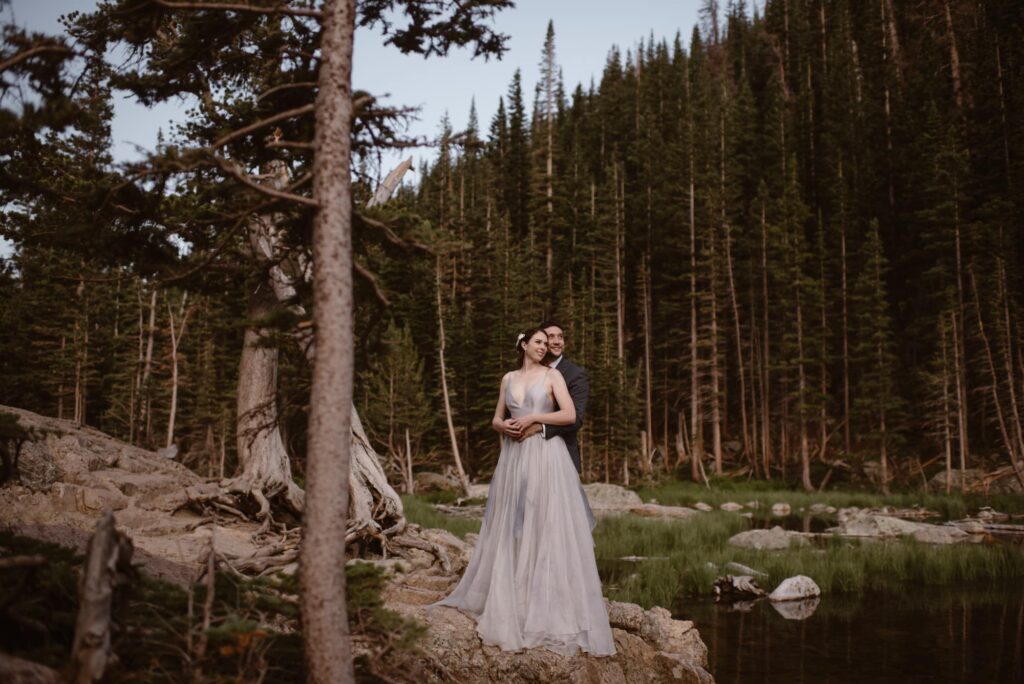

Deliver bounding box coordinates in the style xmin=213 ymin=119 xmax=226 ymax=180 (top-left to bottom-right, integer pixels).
xmin=690 ymin=582 xmax=1024 ymax=684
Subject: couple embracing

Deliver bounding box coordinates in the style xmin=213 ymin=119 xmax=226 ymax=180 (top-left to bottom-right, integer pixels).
xmin=432 ymin=322 xmax=616 ymax=657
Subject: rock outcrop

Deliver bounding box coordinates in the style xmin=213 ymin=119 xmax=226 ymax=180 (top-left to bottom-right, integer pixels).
xmin=1 ymin=406 xmax=715 ymax=682
xmin=386 ymin=572 xmax=714 ymax=684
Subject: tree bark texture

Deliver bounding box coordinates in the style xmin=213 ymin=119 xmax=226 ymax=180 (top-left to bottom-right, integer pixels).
xmin=300 ymin=0 xmax=358 ymax=681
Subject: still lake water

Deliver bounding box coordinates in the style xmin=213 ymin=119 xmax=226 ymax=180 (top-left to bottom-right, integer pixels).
xmin=678 ymin=582 xmax=1024 ymax=684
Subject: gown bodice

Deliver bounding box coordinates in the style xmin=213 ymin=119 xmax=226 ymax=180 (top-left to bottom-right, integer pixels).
xmin=505 ymin=371 xmax=554 ymax=419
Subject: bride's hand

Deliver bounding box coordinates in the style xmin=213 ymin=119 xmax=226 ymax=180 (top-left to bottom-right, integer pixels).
xmin=509 ymin=415 xmax=536 ymax=431
xmin=499 ymin=418 xmax=522 ymax=438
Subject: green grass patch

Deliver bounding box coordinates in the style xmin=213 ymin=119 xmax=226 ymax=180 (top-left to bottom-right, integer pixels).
xmin=633 ymin=478 xmax=1024 ymax=519
xmin=401 ymin=494 xmax=481 ymax=539
xmin=592 ymin=511 xmax=1024 ymax=609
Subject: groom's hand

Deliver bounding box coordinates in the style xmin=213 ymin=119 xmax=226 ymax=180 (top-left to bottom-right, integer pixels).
xmin=515 ymin=424 xmax=542 ymax=442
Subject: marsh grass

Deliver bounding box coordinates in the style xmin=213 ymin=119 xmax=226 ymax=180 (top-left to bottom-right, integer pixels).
xmin=401 ymin=494 xmax=481 ymax=539
xmin=593 ymin=512 xmax=1024 ymax=609
xmin=401 ymin=487 xmax=1024 ymax=612
xmin=633 ymin=478 xmax=1024 ymax=519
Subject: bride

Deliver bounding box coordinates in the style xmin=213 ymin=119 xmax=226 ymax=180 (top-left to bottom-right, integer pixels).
xmin=432 ymin=327 xmax=616 ymax=657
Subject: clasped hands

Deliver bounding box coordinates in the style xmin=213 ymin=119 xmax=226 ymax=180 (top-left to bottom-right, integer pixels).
xmin=500 ymin=416 xmax=542 ymax=441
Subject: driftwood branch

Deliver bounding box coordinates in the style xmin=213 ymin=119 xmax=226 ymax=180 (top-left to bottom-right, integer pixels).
xmin=69 ymin=511 xmax=134 ymax=684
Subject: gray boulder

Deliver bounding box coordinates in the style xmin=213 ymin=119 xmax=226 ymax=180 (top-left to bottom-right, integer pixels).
xmin=582 ymin=483 xmax=644 ymax=509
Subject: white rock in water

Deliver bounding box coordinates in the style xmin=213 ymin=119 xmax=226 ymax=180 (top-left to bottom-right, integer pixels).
xmin=720 ymin=501 xmax=744 ymax=512
xmin=771 ymin=502 xmax=791 ymax=516
xmin=769 ymin=575 xmax=821 ymax=602
xmin=694 ymin=502 xmax=713 ymax=512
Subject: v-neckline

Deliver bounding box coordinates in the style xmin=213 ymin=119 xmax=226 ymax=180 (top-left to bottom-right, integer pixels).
xmin=508 ymin=370 xmax=547 ymax=405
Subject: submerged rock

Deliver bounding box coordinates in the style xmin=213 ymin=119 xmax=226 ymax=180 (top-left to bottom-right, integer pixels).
xmin=829 ymin=511 xmax=972 ymax=545
xmin=768 ymin=575 xmax=821 ymax=602
xmin=727 ymin=526 xmax=809 ymax=551
xmin=629 ymin=503 xmax=700 ymax=519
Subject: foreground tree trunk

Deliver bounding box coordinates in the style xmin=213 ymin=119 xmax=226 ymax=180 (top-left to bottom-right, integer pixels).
xmin=299 ymin=0 xmax=358 ymax=681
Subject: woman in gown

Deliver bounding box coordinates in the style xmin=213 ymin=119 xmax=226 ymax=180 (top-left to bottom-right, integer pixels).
xmin=432 ymin=327 xmax=616 ymax=657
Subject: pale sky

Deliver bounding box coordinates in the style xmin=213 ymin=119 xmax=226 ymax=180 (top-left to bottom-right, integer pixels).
xmin=2 ymin=0 xmax=708 ymax=257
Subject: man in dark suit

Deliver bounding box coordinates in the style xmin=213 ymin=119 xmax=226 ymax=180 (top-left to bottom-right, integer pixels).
xmin=519 ymin=320 xmax=589 ymax=474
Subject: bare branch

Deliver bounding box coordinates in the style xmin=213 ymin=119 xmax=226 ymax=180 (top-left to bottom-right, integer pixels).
xmin=267 ymin=139 xmax=314 ymax=150
xmin=209 ymin=103 xmax=314 ymax=150
xmin=212 ymin=155 xmax=318 ymax=207
xmin=153 ymin=0 xmax=323 ymax=19
xmin=354 ymin=259 xmax=390 ymax=306
xmin=355 ymin=212 xmax=432 ymax=253
xmin=256 ymin=81 xmax=318 ymax=102
xmin=0 ymin=44 xmax=74 ymax=73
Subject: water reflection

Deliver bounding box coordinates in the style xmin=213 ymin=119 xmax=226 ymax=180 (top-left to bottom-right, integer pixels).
xmin=678 ymin=583 xmax=1024 ymax=683
xmin=769 ymin=597 xmax=820 ymax=620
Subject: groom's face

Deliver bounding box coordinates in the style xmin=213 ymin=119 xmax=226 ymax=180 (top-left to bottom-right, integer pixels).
xmin=544 ymin=325 xmax=564 ymax=358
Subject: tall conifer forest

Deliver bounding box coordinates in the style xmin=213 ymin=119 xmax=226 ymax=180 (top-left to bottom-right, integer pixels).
xmin=2 ymin=0 xmax=1023 ymax=494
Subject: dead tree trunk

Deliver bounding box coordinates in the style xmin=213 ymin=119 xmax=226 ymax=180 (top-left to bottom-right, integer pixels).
xmin=69 ymin=511 xmax=133 ymax=684
xmin=436 ymin=255 xmax=471 ymax=496
xmin=166 ymin=292 xmax=190 ymax=449
xmin=234 ymin=279 xmax=305 ymax=516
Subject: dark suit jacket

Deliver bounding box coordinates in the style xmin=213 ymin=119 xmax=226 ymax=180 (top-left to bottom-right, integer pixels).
xmin=543 ymin=357 xmax=589 ymax=474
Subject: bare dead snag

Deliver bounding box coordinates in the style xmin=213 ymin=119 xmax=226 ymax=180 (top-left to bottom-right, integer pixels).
xmin=69 ymin=511 xmax=134 ymax=684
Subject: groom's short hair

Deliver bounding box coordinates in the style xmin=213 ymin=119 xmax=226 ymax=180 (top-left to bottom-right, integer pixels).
xmin=539 ymin=320 xmax=564 ymax=332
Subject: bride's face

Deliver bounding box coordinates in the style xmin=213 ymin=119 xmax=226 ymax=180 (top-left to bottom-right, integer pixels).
xmin=524 ymin=332 xmax=548 ymax=363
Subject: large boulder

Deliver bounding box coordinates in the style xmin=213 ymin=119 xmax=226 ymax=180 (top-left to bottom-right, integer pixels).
xmin=414 ymin=470 xmax=462 ymax=492
xmin=392 ymin=598 xmax=714 ymax=683
xmin=582 ymin=483 xmax=644 ymax=510
xmin=727 ymin=526 xmax=810 ymax=550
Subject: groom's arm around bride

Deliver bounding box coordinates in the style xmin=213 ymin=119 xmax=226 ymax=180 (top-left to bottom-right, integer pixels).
xmin=525 ymin=321 xmax=589 ymax=474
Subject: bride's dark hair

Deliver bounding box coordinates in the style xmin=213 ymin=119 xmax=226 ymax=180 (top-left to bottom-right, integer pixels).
xmin=515 ymin=327 xmax=548 ymax=367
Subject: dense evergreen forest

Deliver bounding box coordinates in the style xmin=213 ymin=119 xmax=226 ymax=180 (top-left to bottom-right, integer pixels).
xmin=2 ymin=0 xmax=1023 ymax=494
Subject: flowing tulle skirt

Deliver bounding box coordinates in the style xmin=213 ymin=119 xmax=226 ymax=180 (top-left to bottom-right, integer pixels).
xmin=432 ymin=433 xmax=616 ymax=657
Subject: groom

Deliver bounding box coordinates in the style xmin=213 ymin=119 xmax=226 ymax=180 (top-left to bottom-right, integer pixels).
xmin=520 ymin=320 xmax=589 ymax=474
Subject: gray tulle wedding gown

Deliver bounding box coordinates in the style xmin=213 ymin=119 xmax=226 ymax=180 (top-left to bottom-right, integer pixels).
xmin=432 ymin=369 xmax=616 ymax=657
